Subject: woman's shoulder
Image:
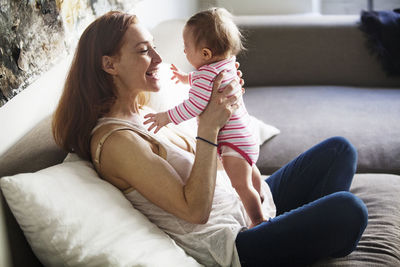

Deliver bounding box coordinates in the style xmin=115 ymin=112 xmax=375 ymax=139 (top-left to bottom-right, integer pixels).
xmin=90 ymin=122 xmax=150 ymax=159
xmin=90 ymin=122 xmax=163 ymax=189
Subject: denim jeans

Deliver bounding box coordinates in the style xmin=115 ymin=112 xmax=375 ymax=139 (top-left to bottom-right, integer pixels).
xmin=235 ymin=137 xmax=368 ymax=267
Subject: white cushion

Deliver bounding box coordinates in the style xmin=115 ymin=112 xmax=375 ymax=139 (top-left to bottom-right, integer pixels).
xmin=0 ymin=154 xmax=201 ymax=267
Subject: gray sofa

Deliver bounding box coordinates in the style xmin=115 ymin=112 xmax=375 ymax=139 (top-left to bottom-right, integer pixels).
xmin=1 ymin=15 xmax=399 ymax=266
xmin=238 ymin=15 xmax=400 ymax=266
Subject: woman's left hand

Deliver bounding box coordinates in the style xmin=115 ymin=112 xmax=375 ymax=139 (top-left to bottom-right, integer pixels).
xmin=235 ymin=61 xmax=245 ymax=93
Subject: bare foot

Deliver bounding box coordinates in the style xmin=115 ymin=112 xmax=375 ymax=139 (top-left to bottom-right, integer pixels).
xmin=249 ymin=218 xmax=268 ymax=229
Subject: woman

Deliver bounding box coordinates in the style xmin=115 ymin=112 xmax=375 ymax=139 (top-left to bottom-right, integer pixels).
xmin=53 ymin=11 xmax=368 ymax=266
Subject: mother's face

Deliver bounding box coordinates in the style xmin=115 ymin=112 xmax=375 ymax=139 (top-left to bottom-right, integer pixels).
xmin=106 ymin=23 xmax=163 ymax=94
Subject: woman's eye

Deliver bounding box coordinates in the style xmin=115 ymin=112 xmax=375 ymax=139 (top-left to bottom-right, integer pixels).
xmin=139 ymin=46 xmax=156 ymax=54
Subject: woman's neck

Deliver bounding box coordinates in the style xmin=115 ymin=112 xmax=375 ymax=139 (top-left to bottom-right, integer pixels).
xmin=106 ymin=95 xmax=140 ymax=120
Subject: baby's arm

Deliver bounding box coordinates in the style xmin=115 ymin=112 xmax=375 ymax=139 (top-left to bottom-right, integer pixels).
xmin=168 ymin=67 xmax=218 ymax=125
xmin=144 ymin=111 xmax=171 ymax=133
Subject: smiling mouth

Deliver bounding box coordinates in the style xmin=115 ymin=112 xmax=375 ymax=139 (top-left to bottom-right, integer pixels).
xmin=146 ymin=69 xmax=159 ymax=79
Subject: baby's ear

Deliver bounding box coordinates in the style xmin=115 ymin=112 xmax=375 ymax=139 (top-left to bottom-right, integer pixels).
xmin=202 ymin=48 xmax=213 ymax=60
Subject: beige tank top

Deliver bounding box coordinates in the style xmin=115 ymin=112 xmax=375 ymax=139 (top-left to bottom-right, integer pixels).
xmin=91 ymin=113 xmax=276 ymax=267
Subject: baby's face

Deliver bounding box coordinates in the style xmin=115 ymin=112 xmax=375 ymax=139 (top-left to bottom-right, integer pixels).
xmin=183 ymin=26 xmax=205 ymax=69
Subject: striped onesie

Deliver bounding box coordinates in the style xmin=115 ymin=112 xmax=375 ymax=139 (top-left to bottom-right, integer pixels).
xmin=167 ymin=57 xmax=259 ymax=165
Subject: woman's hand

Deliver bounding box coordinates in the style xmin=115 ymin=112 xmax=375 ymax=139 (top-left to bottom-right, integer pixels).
xmin=198 ymin=69 xmax=244 ymax=132
xmin=235 ymin=61 xmax=245 ymax=89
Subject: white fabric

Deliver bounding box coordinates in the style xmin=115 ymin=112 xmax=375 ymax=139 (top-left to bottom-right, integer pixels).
xmin=94 ymin=115 xmax=276 ymax=267
xmin=146 ymin=63 xmax=280 ymax=144
xmin=220 ymin=145 xmax=244 ymax=159
xmin=0 ymin=155 xmax=202 ymax=267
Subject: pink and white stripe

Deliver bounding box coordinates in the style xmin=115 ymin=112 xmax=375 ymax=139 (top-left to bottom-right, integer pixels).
xmin=167 ymin=56 xmax=259 ymax=165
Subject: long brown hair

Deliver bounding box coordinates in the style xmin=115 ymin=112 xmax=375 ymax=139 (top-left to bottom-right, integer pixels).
xmin=52 ymin=11 xmax=137 ymax=160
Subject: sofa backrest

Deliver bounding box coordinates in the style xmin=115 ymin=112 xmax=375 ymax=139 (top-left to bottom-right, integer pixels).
xmin=236 ymin=15 xmax=400 ymax=87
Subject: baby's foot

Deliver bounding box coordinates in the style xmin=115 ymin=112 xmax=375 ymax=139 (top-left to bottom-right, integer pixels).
xmin=249 ymin=217 xmax=268 ymax=228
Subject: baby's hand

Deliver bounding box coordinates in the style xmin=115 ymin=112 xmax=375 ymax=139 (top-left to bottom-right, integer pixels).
xmin=171 ymin=64 xmax=189 ymax=84
xmin=143 ymin=112 xmax=171 ymax=134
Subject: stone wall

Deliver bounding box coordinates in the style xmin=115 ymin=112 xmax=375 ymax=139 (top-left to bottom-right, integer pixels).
xmin=0 ymin=0 xmax=138 ymax=108
xmin=0 ymin=0 xmax=64 ymax=106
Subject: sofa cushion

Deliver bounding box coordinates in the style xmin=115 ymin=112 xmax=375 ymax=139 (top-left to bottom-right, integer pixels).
xmin=314 ymin=173 xmax=400 ymax=266
xmin=244 ymin=85 xmax=400 ymax=175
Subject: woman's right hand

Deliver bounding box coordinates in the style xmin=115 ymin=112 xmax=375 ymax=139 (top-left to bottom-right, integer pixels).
xmin=198 ymin=71 xmax=243 ymax=132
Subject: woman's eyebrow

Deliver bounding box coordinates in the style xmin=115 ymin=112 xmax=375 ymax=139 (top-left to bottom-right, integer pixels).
xmin=135 ymin=38 xmax=155 ymax=48
xmin=135 ymin=41 xmax=149 ymax=47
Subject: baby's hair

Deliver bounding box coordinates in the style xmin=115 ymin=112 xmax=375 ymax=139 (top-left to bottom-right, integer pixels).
xmin=186 ymin=7 xmax=244 ymax=57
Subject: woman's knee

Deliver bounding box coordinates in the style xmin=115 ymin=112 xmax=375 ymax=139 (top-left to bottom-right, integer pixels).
xmin=331 ymin=192 xmax=368 ymax=256
xmin=324 ymin=136 xmax=355 ymax=155
xmin=327 ymin=136 xmax=357 ymax=159
xmin=339 ymin=192 xmax=368 ymax=226
xmin=322 ymin=191 xmax=367 ymax=231
xmin=324 ymin=136 xmax=358 ymax=172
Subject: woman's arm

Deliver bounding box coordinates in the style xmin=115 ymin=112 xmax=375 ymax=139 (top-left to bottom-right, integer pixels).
xmin=97 ymin=73 xmax=242 ymax=224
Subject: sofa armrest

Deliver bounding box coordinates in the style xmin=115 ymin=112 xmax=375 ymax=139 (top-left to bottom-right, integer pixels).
xmin=0 ymin=191 xmax=43 ymax=267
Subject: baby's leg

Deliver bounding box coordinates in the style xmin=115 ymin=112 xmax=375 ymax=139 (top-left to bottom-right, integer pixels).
xmin=251 ymin=165 xmax=265 ymax=203
xmin=222 ymin=156 xmax=266 ymax=227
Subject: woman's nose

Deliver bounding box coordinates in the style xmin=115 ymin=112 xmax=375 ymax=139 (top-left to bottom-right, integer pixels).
xmin=151 ymin=49 xmax=162 ymax=64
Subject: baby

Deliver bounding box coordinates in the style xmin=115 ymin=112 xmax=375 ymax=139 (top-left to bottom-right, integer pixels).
xmin=144 ymin=8 xmax=267 ymax=227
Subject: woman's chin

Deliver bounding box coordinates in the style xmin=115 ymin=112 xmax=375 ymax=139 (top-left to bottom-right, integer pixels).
xmin=147 ymin=82 xmax=162 ymax=92
xmin=145 ymin=76 xmax=162 ymax=91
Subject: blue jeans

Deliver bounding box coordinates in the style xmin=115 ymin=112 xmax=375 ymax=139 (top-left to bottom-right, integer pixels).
xmin=235 ymin=137 xmax=368 ymax=266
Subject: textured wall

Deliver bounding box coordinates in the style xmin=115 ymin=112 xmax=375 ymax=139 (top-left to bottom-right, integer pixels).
xmin=0 ymin=0 xmax=138 ymax=108
xmin=0 ymin=0 xmax=65 ymax=106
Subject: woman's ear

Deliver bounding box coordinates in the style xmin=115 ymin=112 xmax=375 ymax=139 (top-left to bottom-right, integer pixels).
xmin=201 ymin=48 xmax=213 ymax=61
xmin=102 ymin=55 xmax=117 ymax=75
